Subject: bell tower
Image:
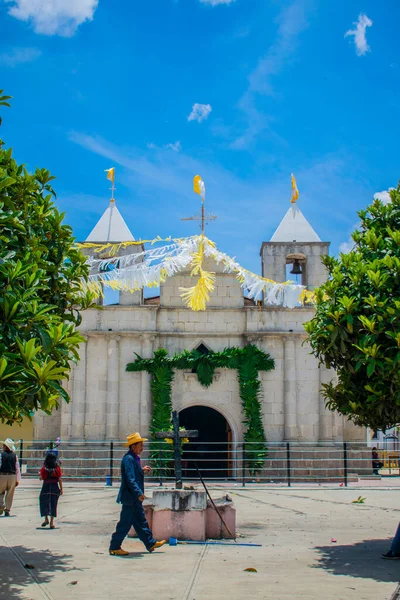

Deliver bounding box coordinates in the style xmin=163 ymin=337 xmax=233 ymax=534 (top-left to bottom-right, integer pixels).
xmin=260 ymin=201 xmax=329 ymax=289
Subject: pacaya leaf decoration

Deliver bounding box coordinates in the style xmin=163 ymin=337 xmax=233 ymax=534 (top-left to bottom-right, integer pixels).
xmin=126 ymin=344 xmax=274 ymax=477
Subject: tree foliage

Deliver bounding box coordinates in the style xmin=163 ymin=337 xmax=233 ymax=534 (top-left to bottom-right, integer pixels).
xmin=0 ymin=94 xmax=93 ymax=424
xmin=305 ymin=185 xmax=400 ymax=430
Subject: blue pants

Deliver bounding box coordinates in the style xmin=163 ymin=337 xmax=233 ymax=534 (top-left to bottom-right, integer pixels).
xmin=110 ymin=503 xmax=156 ymax=551
xmin=390 ymin=523 xmax=400 ymax=555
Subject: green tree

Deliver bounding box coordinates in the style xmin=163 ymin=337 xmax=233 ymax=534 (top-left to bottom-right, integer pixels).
xmin=0 ymin=89 xmax=12 ymax=126
xmin=0 ymin=93 xmax=93 ymax=424
xmin=305 ymin=185 xmax=400 ymax=430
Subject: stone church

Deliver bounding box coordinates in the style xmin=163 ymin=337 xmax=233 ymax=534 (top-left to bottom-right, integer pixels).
xmin=33 ymin=196 xmax=365 ymax=452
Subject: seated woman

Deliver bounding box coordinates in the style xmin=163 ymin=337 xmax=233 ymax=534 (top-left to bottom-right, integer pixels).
xmin=372 ymin=447 xmax=384 ymax=475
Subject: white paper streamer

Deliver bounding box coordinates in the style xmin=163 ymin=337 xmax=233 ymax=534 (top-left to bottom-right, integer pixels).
xmin=86 ymin=235 xmax=307 ymax=308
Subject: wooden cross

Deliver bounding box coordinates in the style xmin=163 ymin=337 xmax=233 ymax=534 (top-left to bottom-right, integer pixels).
xmin=155 ymin=411 xmax=198 ymax=489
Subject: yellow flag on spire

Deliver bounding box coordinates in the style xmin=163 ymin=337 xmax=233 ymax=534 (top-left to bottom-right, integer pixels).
xmin=105 ymin=167 xmax=115 ymax=184
xmin=193 ymin=175 xmax=205 ymax=200
xmin=291 ymin=173 xmax=299 ymax=203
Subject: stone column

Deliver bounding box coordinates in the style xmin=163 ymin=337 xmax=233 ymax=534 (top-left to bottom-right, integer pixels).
xmin=334 ymin=412 xmax=344 ymax=442
xmin=318 ymin=367 xmax=334 ymax=443
xmin=139 ymin=334 xmax=157 ymax=434
xmin=60 ymin=370 xmax=74 ymax=440
xmin=283 ymin=337 xmax=298 ymax=442
xmin=70 ymin=335 xmax=88 ymax=441
xmin=106 ymin=336 xmax=120 ymax=440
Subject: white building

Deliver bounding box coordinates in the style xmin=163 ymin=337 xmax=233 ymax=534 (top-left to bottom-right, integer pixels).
xmin=33 ymin=198 xmax=366 ymax=450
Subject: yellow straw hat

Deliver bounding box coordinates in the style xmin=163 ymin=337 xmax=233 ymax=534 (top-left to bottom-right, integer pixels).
xmin=125 ymin=432 xmax=148 ymax=447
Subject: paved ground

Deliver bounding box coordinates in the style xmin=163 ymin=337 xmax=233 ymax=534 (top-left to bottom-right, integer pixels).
xmin=1 ymin=481 xmax=400 ymax=600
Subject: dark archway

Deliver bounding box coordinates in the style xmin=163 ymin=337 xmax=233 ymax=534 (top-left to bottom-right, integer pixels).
xmin=179 ymin=406 xmax=232 ymax=480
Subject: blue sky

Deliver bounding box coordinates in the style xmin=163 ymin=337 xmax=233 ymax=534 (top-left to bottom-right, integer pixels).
xmin=1 ymin=0 xmax=399 ymax=275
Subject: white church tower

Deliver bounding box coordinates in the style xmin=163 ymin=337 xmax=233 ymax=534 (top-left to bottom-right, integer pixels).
xmin=260 ymin=201 xmax=329 ymax=289
xmin=83 ymin=198 xmax=144 ymax=306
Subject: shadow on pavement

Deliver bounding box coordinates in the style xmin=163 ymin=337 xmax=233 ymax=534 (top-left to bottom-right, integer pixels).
xmin=313 ymin=538 xmax=400 ymax=583
xmin=0 ymin=545 xmax=74 ymax=599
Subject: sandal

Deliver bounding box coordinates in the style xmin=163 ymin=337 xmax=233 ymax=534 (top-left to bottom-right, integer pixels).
xmin=41 ymin=521 xmax=49 ymax=527
xmin=50 ymin=524 xmax=55 ymax=529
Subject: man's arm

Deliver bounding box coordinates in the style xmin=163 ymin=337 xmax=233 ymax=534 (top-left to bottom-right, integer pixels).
xmin=123 ymin=456 xmax=144 ymax=500
xmin=15 ymin=458 xmax=21 ymax=486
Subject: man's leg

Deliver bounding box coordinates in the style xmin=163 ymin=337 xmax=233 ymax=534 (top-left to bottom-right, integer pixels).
xmin=110 ymin=505 xmax=134 ymax=551
xmin=131 ymin=502 xmax=156 ymax=551
xmin=389 ymin=523 xmax=400 ymax=555
xmin=5 ymin=475 xmax=16 ymax=512
xmin=0 ymin=476 xmax=7 ymax=513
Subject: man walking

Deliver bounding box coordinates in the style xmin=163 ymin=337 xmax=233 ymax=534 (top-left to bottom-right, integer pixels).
xmin=0 ymin=438 xmax=21 ymax=516
xmin=109 ymin=432 xmax=166 ymax=556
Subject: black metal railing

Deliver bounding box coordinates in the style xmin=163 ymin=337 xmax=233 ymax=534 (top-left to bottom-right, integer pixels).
xmin=15 ymin=440 xmax=390 ymax=487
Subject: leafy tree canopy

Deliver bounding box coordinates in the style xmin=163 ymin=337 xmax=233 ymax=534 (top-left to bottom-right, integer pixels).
xmin=0 ymin=92 xmax=93 ymax=424
xmin=305 ymin=185 xmax=400 ymax=430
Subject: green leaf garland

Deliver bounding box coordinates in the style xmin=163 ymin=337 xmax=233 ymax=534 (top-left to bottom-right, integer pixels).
xmin=126 ymin=344 xmax=274 ymax=477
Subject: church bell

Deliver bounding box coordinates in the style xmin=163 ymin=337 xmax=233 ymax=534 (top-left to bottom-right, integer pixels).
xmin=290 ymin=259 xmax=302 ymax=275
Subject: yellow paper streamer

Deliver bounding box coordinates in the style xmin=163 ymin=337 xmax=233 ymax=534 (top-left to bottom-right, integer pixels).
xmin=179 ymin=238 xmax=215 ymax=311
xmin=76 ymin=236 xmax=173 ymax=255
xmin=81 ymin=233 xmax=316 ymax=309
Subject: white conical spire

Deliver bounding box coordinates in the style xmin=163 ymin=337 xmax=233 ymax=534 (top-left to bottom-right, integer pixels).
xmin=270 ymin=203 xmax=321 ymax=243
xmin=85 ymin=199 xmax=135 ymax=242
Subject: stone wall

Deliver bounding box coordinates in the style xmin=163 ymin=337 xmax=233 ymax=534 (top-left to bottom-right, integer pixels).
xmin=33 ymin=265 xmax=366 ymax=445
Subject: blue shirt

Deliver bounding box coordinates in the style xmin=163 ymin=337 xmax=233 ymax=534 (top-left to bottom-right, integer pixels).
xmin=116 ymin=450 xmax=145 ymax=505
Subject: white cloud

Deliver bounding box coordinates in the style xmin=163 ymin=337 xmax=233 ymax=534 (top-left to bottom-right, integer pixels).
xmin=199 ymin=0 xmax=235 ymax=5
xmin=345 ymin=14 xmax=373 ymax=57
xmin=148 ymin=141 xmax=182 ymax=152
xmin=166 ymin=141 xmax=182 ymax=152
xmin=5 ymin=0 xmax=99 ymax=36
xmin=188 ymin=103 xmax=212 ymax=123
xmin=0 ymin=47 xmax=41 ymax=67
xmin=374 ymin=190 xmax=392 ymax=205
xmin=339 ymin=220 xmax=361 ymax=254
xmin=340 ymin=189 xmax=394 ymax=253
xmin=249 ymin=1 xmax=309 ymax=96
xmin=339 ymin=239 xmax=354 ymax=254
xmin=230 ymin=1 xmax=309 ymax=149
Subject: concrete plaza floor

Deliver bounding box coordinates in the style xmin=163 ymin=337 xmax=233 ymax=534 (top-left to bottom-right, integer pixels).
xmin=1 ymin=480 xmax=400 ymax=600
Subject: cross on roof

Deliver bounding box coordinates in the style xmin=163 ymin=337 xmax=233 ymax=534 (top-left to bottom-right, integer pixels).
xmin=182 ymin=195 xmax=217 ymax=235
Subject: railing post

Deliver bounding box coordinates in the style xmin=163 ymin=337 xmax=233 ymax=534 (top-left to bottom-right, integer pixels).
xmin=286 ymin=442 xmax=291 ymax=487
xmin=343 ymin=442 xmax=348 ymax=487
xmin=242 ymin=442 xmax=246 ymax=487
xmin=159 ymin=442 xmax=163 ymax=487
xmin=19 ymin=439 xmax=24 ymax=469
xmin=109 ymin=441 xmax=114 ymax=487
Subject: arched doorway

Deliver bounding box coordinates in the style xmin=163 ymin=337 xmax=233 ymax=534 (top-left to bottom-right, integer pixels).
xmin=179 ymin=406 xmax=233 ymax=480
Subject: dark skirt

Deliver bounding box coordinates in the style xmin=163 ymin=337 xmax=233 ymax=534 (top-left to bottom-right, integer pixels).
xmin=39 ymin=482 xmax=60 ymax=517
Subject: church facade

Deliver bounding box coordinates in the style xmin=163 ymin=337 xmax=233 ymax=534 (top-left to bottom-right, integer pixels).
xmin=33 ymin=199 xmax=366 ymax=446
